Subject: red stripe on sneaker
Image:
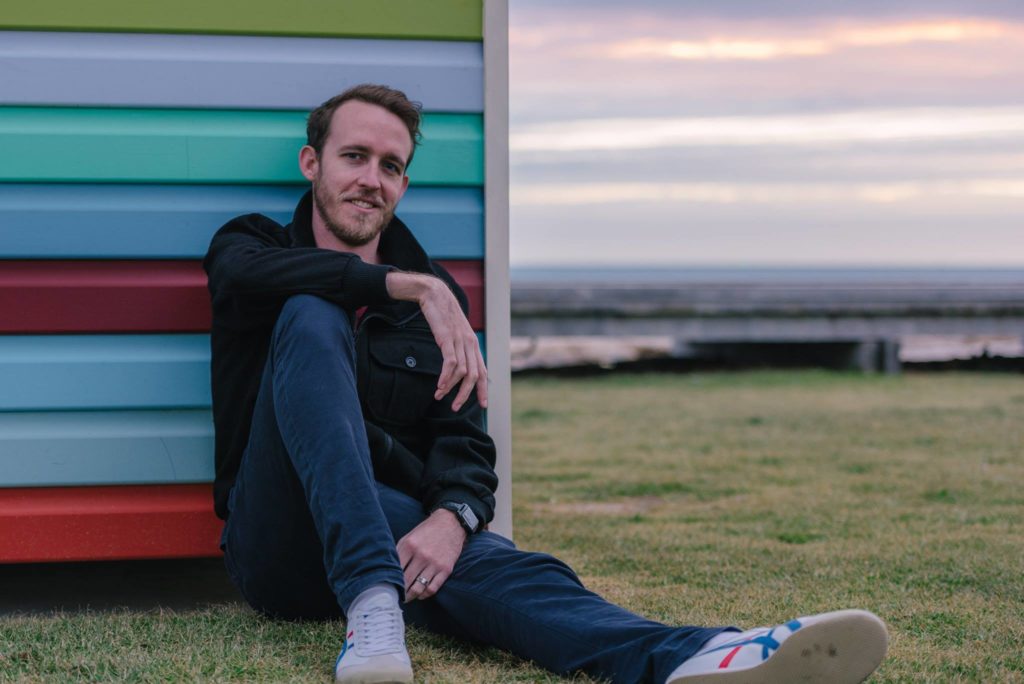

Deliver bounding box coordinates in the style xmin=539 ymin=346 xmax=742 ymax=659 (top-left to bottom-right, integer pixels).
xmin=719 ymin=646 xmax=742 ymax=668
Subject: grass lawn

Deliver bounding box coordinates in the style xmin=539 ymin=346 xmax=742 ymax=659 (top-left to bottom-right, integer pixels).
xmin=2 ymin=371 xmax=1023 ymax=682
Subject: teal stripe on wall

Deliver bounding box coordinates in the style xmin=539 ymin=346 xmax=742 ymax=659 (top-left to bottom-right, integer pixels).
xmin=0 ymin=185 xmax=484 ymax=259
xmin=0 ymin=410 xmax=213 ymax=487
xmin=0 ymin=108 xmax=483 ymax=185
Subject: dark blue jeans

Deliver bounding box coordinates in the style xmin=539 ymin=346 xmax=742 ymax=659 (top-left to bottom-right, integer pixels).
xmin=221 ymin=295 xmax=729 ymax=684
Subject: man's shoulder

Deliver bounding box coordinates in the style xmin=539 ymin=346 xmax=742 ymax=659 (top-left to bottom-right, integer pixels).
xmin=212 ymin=212 xmax=291 ymax=245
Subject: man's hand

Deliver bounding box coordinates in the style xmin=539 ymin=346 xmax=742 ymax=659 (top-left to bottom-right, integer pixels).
xmin=385 ymin=271 xmax=487 ymax=411
xmin=396 ymin=508 xmax=466 ymax=601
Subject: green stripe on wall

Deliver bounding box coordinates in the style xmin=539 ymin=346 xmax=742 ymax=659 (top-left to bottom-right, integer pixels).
xmin=0 ymin=1 xmax=482 ymax=40
xmin=0 ymin=108 xmax=482 ymax=186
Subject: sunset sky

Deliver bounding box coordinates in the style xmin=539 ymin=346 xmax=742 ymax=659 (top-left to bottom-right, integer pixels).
xmin=507 ymin=0 xmax=1024 ymax=266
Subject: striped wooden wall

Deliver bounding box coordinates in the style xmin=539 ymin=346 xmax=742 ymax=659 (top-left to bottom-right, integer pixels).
xmin=0 ymin=0 xmax=502 ymax=563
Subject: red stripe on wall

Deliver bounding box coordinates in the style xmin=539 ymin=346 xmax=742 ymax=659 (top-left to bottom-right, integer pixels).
xmin=440 ymin=260 xmax=484 ymax=330
xmin=0 ymin=259 xmax=484 ymax=333
xmin=0 ymin=261 xmax=210 ymax=333
xmin=0 ymin=485 xmax=222 ymax=563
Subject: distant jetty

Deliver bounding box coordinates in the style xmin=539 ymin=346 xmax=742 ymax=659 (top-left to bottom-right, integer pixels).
xmin=509 ymin=269 xmax=1024 ymax=372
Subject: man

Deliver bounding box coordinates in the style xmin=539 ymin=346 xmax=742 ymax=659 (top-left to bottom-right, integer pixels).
xmin=204 ymin=84 xmax=888 ymax=683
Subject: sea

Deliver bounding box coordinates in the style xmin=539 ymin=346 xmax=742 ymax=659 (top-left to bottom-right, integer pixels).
xmin=511 ymin=265 xmax=1024 ymax=285
xmin=509 ymin=265 xmax=1024 ymax=365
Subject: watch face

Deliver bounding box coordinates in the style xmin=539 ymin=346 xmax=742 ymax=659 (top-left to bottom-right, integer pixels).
xmin=461 ymin=505 xmax=480 ymax=532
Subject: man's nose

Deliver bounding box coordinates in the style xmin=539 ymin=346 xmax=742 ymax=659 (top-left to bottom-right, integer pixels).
xmin=357 ymin=162 xmax=382 ymax=189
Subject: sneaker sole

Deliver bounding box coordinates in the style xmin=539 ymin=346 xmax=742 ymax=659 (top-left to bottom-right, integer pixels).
xmin=668 ymin=609 xmax=889 ymax=684
xmin=334 ymin=663 xmax=413 ymax=684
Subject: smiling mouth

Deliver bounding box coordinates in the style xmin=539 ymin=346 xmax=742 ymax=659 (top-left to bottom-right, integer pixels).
xmin=347 ymin=198 xmax=379 ymax=210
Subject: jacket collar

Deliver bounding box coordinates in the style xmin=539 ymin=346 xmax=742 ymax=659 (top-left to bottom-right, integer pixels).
xmin=289 ymin=190 xmax=434 ymax=275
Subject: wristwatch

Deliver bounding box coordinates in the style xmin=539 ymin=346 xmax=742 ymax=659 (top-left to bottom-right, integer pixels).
xmin=436 ymin=501 xmax=480 ymax=535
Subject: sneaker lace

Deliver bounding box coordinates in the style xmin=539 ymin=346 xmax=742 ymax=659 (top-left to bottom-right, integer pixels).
xmin=352 ymin=604 xmax=405 ymax=657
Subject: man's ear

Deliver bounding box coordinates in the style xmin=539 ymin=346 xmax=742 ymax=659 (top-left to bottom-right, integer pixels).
xmin=397 ymin=174 xmax=410 ymax=204
xmin=299 ymin=145 xmax=319 ymax=182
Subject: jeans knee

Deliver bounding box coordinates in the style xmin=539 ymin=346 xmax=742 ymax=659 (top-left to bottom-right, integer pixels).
xmin=275 ymin=295 xmax=354 ymax=351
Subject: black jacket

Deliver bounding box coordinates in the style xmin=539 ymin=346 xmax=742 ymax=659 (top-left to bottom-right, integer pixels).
xmin=203 ymin=191 xmax=497 ymax=526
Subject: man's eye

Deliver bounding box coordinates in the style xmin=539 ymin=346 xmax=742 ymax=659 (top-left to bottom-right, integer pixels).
xmin=384 ymin=162 xmax=401 ymax=174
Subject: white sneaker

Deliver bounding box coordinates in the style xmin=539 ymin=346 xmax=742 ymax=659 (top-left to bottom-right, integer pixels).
xmin=666 ymin=609 xmax=888 ymax=683
xmin=334 ymin=593 xmax=413 ymax=684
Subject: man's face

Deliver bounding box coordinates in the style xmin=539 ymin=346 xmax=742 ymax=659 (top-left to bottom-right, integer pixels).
xmin=300 ymin=100 xmax=412 ymax=248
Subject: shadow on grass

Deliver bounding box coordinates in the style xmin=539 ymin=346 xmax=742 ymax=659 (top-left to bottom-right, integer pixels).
xmin=0 ymin=558 xmax=242 ymax=615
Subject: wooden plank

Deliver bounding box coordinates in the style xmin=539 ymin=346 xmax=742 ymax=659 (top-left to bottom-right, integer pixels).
xmin=0 ymin=32 xmax=482 ymax=112
xmin=484 ymin=0 xmax=512 ymax=539
xmin=0 ymin=1 xmax=482 ymax=40
xmin=0 ymin=109 xmax=483 ymax=185
xmin=0 ymin=334 xmax=212 ymax=411
xmin=0 ymin=185 xmax=483 ymax=259
xmin=0 ymin=410 xmax=213 ymax=487
xmin=0 ymin=485 xmax=222 ymax=563
xmin=0 ymin=259 xmax=483 ymax=334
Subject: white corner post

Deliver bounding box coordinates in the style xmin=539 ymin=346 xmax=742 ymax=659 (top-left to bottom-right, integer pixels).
xmin=484 ymin=0 xmax=512 ymax=539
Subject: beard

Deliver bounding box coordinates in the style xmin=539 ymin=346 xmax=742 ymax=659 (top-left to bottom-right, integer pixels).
xmin=312 ymin=179 xmax=393 ymax=248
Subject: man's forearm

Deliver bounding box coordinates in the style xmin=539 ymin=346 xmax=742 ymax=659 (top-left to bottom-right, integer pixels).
xmin=385 ymin=270 xmax=445 ymax=305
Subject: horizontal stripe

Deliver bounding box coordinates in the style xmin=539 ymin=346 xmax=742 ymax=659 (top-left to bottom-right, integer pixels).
xmin=0 ymin=109 xmax=483 ymax=185
xmin=0 ymin=334 xmax=211 ymax=411
xmin=0 ymin=1 xmax=482 ymax=41
xmin=0 ymin=484 xmax=221 ymax=562
xmin=0 ymin=329 xmax=488 ymax=411
xmin=0 ymin=260 xmax=482 ymax=333
xmin=0 ymin=31 xmax=482 ymax=112
xmin=0 ymin=410 xmax=213 ymax=487
xmin=0 ymin=185 xmax=483 ymax=259
xmin=0 ymin=261 xmax=210 ymax=333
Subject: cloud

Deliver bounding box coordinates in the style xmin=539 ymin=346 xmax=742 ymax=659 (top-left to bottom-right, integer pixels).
xmin=602 ymin=19 xmax=1011 ymax=62
xmin=511 ymin=179 xmax=1024 ymax=206
xmin=512 ymin=0 xmax=1024 ymax=22
xmin=510 ymin=106 xmax=1024 ymax=152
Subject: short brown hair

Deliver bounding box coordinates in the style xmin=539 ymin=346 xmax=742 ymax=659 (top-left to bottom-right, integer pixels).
xmin=306 ymin=84 xmax=423 ymax=166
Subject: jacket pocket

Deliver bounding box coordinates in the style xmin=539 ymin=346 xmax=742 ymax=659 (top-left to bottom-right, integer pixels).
xmin=365 ymin=328 xmax=443 ymax=425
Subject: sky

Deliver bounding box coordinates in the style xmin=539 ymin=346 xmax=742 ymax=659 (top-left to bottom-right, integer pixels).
xmin=507 ymin=0 xmax=1024 ymax=267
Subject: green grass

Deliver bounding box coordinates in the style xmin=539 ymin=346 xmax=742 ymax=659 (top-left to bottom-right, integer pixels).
xmin=3 ymin=371 xmax=1023 ymax=682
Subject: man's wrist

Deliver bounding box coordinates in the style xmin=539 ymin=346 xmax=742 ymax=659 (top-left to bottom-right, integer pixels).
xmin=434 ymin=501 xmax=481 ymax=535
xmin=385 ymin=270 xmax=442 ymax=304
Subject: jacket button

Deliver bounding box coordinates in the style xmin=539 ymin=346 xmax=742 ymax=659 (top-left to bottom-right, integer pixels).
xmin=405 ymin=356 xmax=417 ymax=368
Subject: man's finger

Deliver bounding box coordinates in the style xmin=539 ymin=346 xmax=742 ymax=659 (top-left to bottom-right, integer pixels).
xmin=451 ymin=353 xmax=478 ymax=412
xmin=435 ymin=340 xmax=457 ymax=399
xmin=420 ymin=570 xmax=449 ymax=600
xmin=475 ymin=350 xmax=488 ymax=408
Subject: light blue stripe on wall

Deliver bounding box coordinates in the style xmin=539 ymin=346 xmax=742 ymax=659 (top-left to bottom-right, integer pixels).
xmin=0 ymin=409 xmax=213 ymax=487
xmin=0 ymin=185 xmax=484 ymax=259
xmin=0 ymin=31 xmax=483 ymax=112
xmin=0 ymin=333 xmax=485 ymax=411
xmin=0 ymin=335 xmax=211 ymax=411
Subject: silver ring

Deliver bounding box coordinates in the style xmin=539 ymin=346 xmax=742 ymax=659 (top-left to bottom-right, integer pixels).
xmin=416 ymin=576 xmax=430 ymax=586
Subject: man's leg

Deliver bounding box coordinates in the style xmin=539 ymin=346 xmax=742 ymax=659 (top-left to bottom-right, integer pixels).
xmin=376 ymin=484 xmax=729 ymax=684
xmin=221 ymin=294 xmax=405 ymax=619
